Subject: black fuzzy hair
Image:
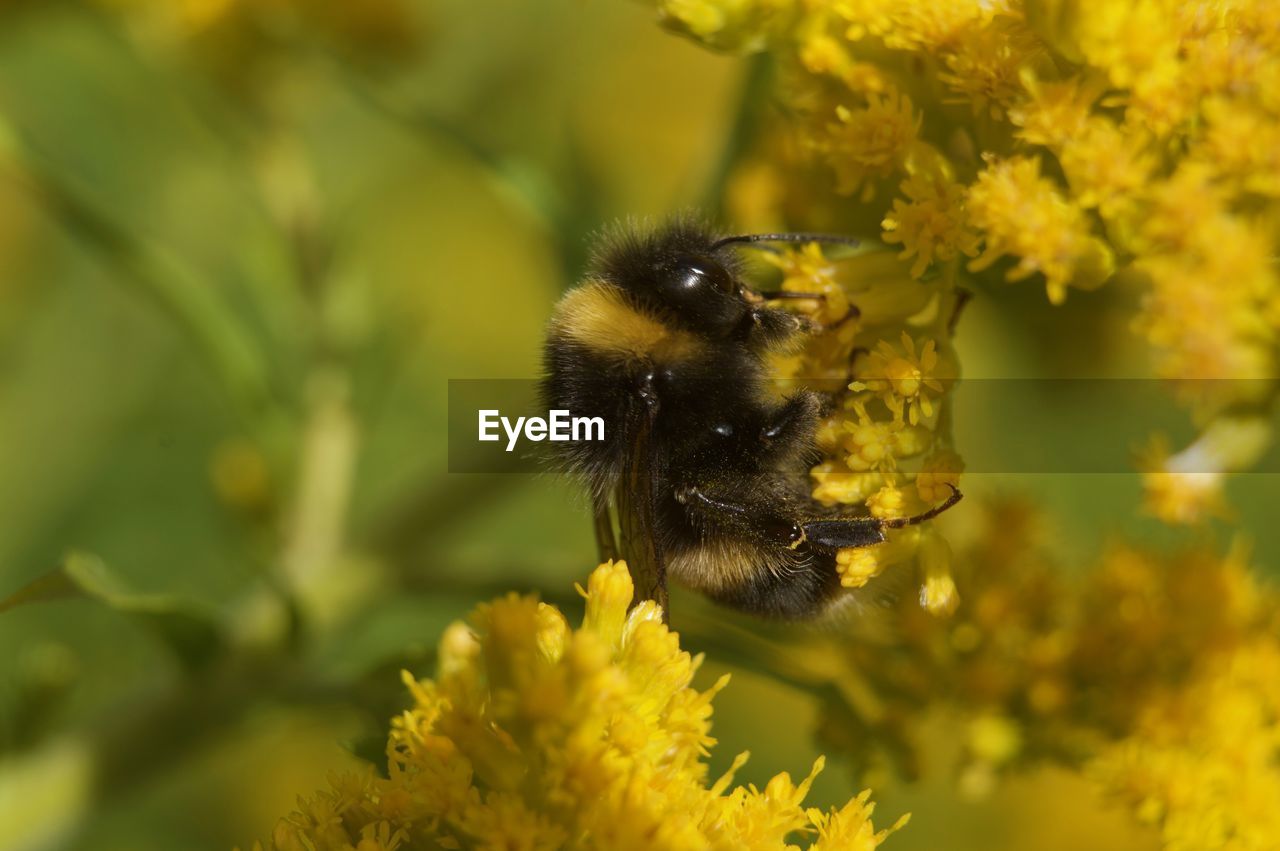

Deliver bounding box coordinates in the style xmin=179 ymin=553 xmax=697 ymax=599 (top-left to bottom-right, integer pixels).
xmin=586 ymin=214 xmax=747 ymax=290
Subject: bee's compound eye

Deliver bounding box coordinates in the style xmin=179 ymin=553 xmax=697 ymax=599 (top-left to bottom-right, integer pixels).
xmin=711 ymin=422 xmax=734 ymax=438
xmin=655 ymin=254 xmax=745 ymax=334
xmin=660 ymin=255 xmax=735 ymax=299
xmin=683 ymin=255 xmax=735 ymax=294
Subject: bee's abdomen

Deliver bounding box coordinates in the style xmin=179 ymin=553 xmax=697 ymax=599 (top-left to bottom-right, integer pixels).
xmin=664 ymin=532 xmax=842 ymax=620
xmin=705 ymin=548 xmax=843 ymax=619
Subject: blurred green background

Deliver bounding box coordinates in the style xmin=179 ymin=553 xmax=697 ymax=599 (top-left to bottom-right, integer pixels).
xmin=0 ymin=2 xmax=1273 ymax=849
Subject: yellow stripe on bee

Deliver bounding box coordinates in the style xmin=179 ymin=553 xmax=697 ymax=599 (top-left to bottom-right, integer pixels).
xmin=551 ymin=281 xmax=702 ymax=363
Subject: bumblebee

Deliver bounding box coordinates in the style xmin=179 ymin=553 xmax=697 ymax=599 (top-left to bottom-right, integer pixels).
xmin=541 ymin=217 xmax=960 ymax=620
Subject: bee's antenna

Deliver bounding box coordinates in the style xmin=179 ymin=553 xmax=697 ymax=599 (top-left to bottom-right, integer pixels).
xmin=712 ymin=232 xmax=861 ymax=251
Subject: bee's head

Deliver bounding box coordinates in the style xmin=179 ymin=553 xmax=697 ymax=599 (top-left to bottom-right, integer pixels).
xmin=647 ymin=250 xmax=752 ymax=336
xmin=587 ymin=217 xmax=857 ymax=344
xmin=591 ymin=219 xmax=753 ymax=339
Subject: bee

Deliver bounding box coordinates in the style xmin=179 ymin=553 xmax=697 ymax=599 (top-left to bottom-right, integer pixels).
xmin=541 ymin=217 xmax=961 ymax=620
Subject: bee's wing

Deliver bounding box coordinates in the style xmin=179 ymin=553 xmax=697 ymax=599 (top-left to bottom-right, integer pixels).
xmin=592 ymin=492 xmax=619 ymax=563
xmin=614 ymin=401 xmax=669 ymax=619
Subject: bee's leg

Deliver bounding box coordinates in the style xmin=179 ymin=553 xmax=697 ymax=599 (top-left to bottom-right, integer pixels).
xmin=804 ymin=486 xmax=963 ymax=550
xmin=755 ymin=291 xmax=862 ymax=332
xmin=746 ymin=306 xmax=816 ymax=349
xmin=760 ymin=391 xmax=824 ymax=450
xmin=801 ymin=517 xmax=886 ymax=550
xmin=761 ymin=391 xmax=823 ymax=439
xmin=823 ymin=302 xmax=862 ymax=333
xmin=882 ymin=484 xmax=963 ymax=528
xmin=755 ymin=289 xmax=825 ymax=301
xmin=676 ymin=486 xmax=805 ymax=548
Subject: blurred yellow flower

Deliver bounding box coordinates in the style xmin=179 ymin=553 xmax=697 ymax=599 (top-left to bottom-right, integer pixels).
xmin=1008 ymin=72 xmax=1106 ymax=149
xmin=1136 ymin=435 xmax=1228 ymax=526
xmin=1057 ymin=116 xmax=1155 ymax=223
xmin=819 ymin=91 xmax=920 ymax=199
xmin=916 ymin=527 xmax=958 ymax=616
xmin=881 ymin=171 xmax=979 ymax=279
xmin=637 ymin=6 xmax=1280 ymax=842
xmin=915 ymin=449 xmax=963 ymax=505
xmin=811 ymin=462 xmax=884 ymax=507
xmin=1092 ymin=638 xmax=1280 ymax=851
xmin=966 ymin=155 xmax=1113 ymax=305
xmin=253 ymin=562 xmax=904 ymax=850
xmin=936 ymin=12 xmax=1042 ymax=118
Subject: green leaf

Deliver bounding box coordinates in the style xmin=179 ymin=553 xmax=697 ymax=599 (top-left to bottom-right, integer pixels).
xmin=0 ymin=571 xmax=80 ymax=614
xmin=303 ymin=593 xmax=468 ymax=684
xmin=0 ymin=553 xmax=225 ymax=671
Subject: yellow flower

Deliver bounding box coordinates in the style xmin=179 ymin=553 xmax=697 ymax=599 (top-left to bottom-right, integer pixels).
xmin=835 ymin=546 xmax=884 ymax=588
xmin=917 ymin=527 xmax=958 ymax=616
xmin=819 ymin=91 xmax=920 ymax=199
xmin=835 ymin=526 xmax=924 ymax=588
xmin=811 ymin=463 xmax=884 ymax=506
xmin=1069 ymin=0 xmax=1181 ymax=91
xmin=841 ymin=406 xmax=900 ymax=472
xmin=1057 ymin=116 xmax=1154 ymax=224
xmin=915 ymin=449 xmax=964 ymax=504
xmin=1137 ymin=435 xmax=1227 ymax=526
xmin=967 ymin=714 xmax=1023 ymax=766
xmin=1008 ymin=72 xmax=1106 ymax=149
xmin=809 ymin=791 xmax=910 ymax=850
xmin=1195 ymin=97 xmax=1280 ymax=197
xmin=937 ymin=12 xmax=1043 ymax=119
xmin=1092 ymin=639 xmax=1280 ymax=851
xmin=1137 ymin=420 xmax=1271 ymax=526
xmin=763 ymin=242 xmax=851 ymax=325
xmin=653 ymin=0 xmax=1280 ymax=505
xmin=896 ymin=0 xmax=987 ymax=50
xmin=881 ymin=171 xmax=979 ymax=278
xmin=866 ymin=483 xmax=906 ymax=520
xmin=1132 ymin=216 xmax=1276 ymax=395
xmin=966 ymin=154 xmax=1114 ymax=304
xmin=253 ymin=562 xmax=903 ymax=850
xmin=851 ymin=333 xmax=946 ymax=426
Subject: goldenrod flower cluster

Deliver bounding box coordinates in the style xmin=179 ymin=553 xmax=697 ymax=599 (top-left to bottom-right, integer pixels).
xmin=250 ymin=562 xmax=906 ymax=851
xmin=760 ymin=240 xmax=964 ymax=610
xmin=812 ymin=499 xmax=1280 ymax=848
xmin=1092 ymin=639 xmax=1280 ymax=851
xmin=652 ymin=0 xmax=1280 ymax=522
xmin=621 ymin=16 xmax=1280 ymax=831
